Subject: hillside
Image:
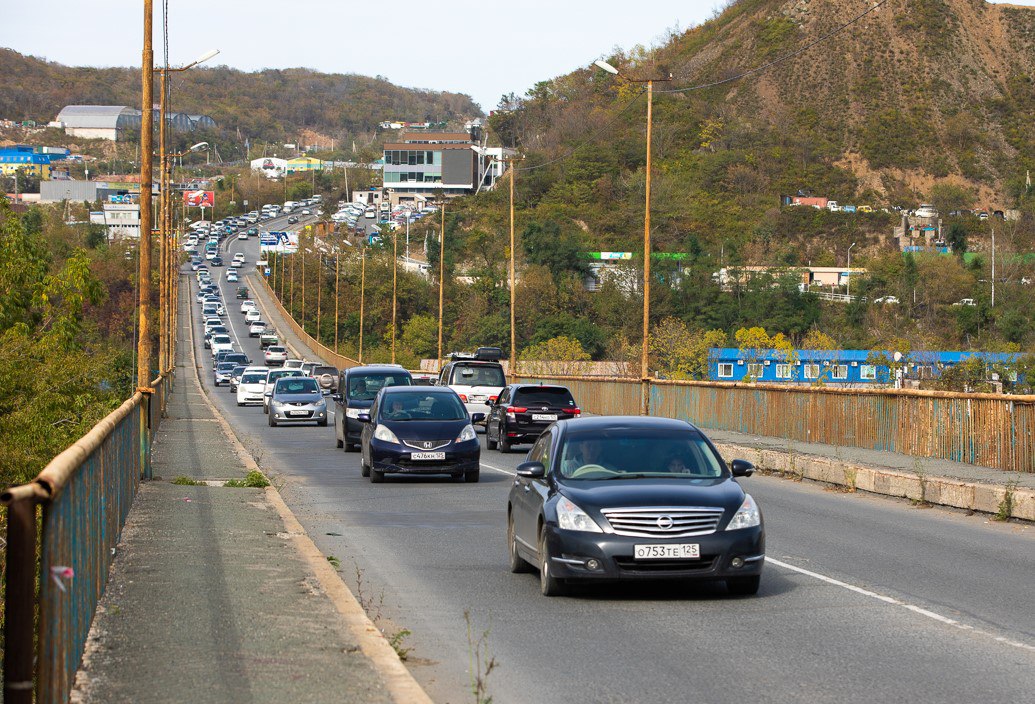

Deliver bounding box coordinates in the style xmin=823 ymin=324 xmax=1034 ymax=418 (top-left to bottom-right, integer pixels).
xmin=0 ymin=48 xmax=482 ymax=145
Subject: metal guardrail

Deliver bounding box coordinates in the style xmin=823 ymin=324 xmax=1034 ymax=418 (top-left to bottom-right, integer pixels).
xmin=514 ymin=375 xmax=1035 ymax=473
xmin=253 ymin=271 xmax=362 ymax=371
xmin=2 ymin=371 xmax=172 ymax=704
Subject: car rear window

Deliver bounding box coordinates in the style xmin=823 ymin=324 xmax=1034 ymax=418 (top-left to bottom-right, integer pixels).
xmin=313 ymin=366 xmax=338 ymax=377
xmin=452 ymin=365 xmax=505 ymax=387
xmin=212 ymin=335 xmax=231 ymax=343
xmin=513 ymin=387 xmax=575 ymax=407
xmin=347 ymin=373 xmax=412 ymax=401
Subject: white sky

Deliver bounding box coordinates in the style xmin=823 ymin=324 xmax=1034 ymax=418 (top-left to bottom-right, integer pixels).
xmin=3 ymin=1 xmax=1033 ymax=113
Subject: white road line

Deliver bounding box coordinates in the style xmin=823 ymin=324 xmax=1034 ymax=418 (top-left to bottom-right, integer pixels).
xmin=767 ymin=557 xmax=1035 ymax=652
xmin=480 ymin=461 xmax=516 ymax=476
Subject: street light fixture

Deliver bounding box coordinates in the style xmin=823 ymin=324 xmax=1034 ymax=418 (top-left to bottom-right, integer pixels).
xmin=594 ymin=58 xmax=672 ymax=415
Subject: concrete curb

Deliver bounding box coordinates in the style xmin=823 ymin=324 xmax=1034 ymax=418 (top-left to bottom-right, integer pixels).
xmin=714 ymin=441 xmax=1035 ymax=521
xmin=185 ymin=275 xmax=434 ymax=704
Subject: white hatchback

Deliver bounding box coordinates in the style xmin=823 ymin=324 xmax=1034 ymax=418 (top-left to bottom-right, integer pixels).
xmin=240 ymin=300 xmax=257 ymax=314
xmin=236 ymin=366 xmax=270 ymax=406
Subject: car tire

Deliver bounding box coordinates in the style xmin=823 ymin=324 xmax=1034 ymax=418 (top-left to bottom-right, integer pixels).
xmin=465 ymin=468 xmax=480 ymax=483
xmin=268 ymin=414 xmax=277 ymax=427
xmin=318 ymin=419 xmax=328 ymax=427
xmin=498 ymin=431 xmax=511 ymax=454
xmin=539 ymin=527 xmax=567 ymax=597
xmin=486 ymin=427 xmax=497 ymax=451
xmin=336 ymin=435 xmax=343 ymax=448
xmin=726 ymin=575 xmax=761 ymax=596
xmin=346 ymin=443 xmax=358 ymax=452
xmin=508 ymin=513 xmax=532 ymax=574
xmin=237 ymin=401 xmax=243 ymax=407
xmin=370 ymin=466 xmax=384 ymax=483
xmin=360 ymin=458 xmax=370 ymax=477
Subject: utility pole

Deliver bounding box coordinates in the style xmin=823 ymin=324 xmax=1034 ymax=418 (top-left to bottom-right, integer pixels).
xmin=301 ymin=244 xmax=307 ymax=332
xmin=501 ymin=157 xmax=521 ymax=375
xmin=334 ymin=251 xmax=340 ymax=354
xmin=391 ymin=226 xmax=398 ymax=364
xmin=158 ymin=65 xmax=168 ymax=378
xmin=359 ymin=244 xmax=366 ymax=363
xmin=991 ymin=227 xmax=996 ymax=308
xmin=316 ymin=254 xmax=323 ymax=344
xmin=137 ymin=0 xmax=155 ymax=479
xmin=437 ymin=202 xmax=445 ymax=370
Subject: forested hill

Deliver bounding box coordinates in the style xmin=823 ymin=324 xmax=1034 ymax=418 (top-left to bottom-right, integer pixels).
xmin=0 ymin=48 xmax=481 ymax=142
xmin=486 ymin=0 xmax=1035 ymax=253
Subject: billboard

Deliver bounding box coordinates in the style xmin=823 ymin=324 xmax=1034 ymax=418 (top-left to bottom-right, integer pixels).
xmin=260 ymin=231 xmax=298 ymax=254
xmin=183 ymin=190 xmax=215 ymax=208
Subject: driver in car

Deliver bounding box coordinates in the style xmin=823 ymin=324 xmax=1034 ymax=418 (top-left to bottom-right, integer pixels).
xmin=562 ymin=440 xmax=615 ymax=476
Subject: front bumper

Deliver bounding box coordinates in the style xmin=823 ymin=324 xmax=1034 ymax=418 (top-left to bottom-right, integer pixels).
xmin=370 ymin=438 xmax=480 ymax=476
xmin=270 ymin=403 xmax=328 ymax=423
xmin=541 ymin=524 xmax=764 ymax=582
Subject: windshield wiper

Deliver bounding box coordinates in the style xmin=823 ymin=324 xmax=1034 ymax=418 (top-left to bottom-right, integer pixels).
xmin=599 ymin=472 xmax=688 ymax=480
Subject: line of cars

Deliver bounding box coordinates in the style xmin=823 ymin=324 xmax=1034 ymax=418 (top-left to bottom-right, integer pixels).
xmin=324 ymin=348 xmax=766 ymax=597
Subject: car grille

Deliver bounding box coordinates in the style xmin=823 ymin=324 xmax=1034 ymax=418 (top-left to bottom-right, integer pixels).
xmin=614 ymin=556 xmax=717 ymax=572
xmin=601 ymin=507 xmax=725 ymax=538
xmin=402 ymin=439 xmax=452 ymax=451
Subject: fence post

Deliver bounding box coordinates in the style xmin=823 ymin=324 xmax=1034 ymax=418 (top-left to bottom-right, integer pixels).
xmin=3 ymin=496 xmax=39 ymax=704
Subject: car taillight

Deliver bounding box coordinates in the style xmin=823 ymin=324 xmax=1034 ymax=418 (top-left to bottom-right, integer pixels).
xmin=507 ymin=406 xmax=527 ymax=414
xmin=458 ymin=394 xmax=468 ymax=402
xmin=563 ymin=407 xmax=581 ymax=417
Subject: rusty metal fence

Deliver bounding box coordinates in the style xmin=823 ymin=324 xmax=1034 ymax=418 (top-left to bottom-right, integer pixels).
xmin=2 ymin=371 xmax=172 ymax=704
xmin=515 ymin=375 xmax=1035 ymax=473
xmin=253 ymin=273 xmax=361 ymax=371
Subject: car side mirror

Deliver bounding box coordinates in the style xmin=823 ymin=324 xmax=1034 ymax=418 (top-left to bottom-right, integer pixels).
xmin=331 ymin=393 xmax=342 ymax=402
xmin=264 ymin=391 xmax=272 ymax=398
xmin=357 ymin=412 xmax=371 ymax=423
xmin=730 ymin=459 xmax=755 ymax=477
xmin=516 ymin=461 xmax=546 ymax=479
xmin=470 ymin=412 xmax=486 ymax=424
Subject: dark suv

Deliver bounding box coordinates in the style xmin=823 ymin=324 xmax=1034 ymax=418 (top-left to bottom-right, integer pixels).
xmin=486 ymin=384 xmax=580 ymax=452
xmin=333 ymin=365 xmax=412 ymax=451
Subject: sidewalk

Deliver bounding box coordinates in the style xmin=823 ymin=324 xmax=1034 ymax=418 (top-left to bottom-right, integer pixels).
xmin=247 ymin=270 xmax=1034 ymax=521
xmin=71 ymin=276 xmax=419 ymax=704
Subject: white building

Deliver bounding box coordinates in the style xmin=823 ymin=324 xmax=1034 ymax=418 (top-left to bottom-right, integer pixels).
xmin=56 ymin=106 xmax=141 ymax=141
xmin=250 ymin=157 xmax=288 ymax=179
xmin=90 ymin=203 xmax=140 ymax=239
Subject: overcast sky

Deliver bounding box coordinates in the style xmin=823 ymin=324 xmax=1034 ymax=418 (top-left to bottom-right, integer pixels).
xmin=3 ymin=1 xmax=1033 ymax=113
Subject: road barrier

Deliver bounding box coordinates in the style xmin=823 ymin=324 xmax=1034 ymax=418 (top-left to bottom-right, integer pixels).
xmin=254 ymin=272 xmax=361 ymax=371
xmin=514 ymin=375 xmax=1035 ymax=474
xmin=2 ymin=371 xmax=172 ymax=704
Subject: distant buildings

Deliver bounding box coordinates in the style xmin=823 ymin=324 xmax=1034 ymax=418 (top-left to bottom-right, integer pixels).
xmin=52 ymin=105 xmax=216 ymax=141
xmin=0 ymin=144 xmax=62 ymax=179
xmin=382 ymin=131 xmax=479 ymax=204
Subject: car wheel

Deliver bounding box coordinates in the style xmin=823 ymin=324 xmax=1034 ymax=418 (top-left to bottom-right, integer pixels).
xmin=465 ymin=468 xmax=480 ymax=483
xmin=346 ymin=443 xmax=358 ymax=452
xmin=236 ymin=401 xmax=243 ymax=407
xmin=370 ymin=466 xmax=384 ymax=483
xmin=268 ymin=414 xmax=277 ymax=427
xmin=508 ymin=513 xmax=532 ymax=574
xmin=726 ymin=575 xmax=761 ymax=596
xmin=336 ymin=434 xmax=343 ymax=448
xmin=318 ymin=419 xmax=328 ymax=427
xmin=486 ymin=426 xmax=497 ymax=450
xmin=539 ymin=527 xmax=567 ymax=597
xmin=498 ymin=430 xmax=511 ymax=454
xmin=360 ymin=458 xmax=370 ymax=477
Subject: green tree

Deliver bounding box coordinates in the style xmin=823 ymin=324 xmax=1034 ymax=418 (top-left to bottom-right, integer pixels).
xmin=521 ymin=220 xmax=590 ymax=282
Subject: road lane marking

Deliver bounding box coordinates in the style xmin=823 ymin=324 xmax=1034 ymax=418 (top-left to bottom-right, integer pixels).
xmin=480 ymin=461 xmax=516 ymax=476
xmin=767 ymin=557 xmax=1035 ymax=653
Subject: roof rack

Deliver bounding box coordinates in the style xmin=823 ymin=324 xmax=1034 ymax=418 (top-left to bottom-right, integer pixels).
xmin=449 ymin=347 xmax=503 ymax=362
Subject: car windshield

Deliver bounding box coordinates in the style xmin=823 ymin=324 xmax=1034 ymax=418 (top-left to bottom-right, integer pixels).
xmin=455 ymin=365 xmax=505 ymax=387
xmin=242 ymin=372 xmax=266 ymax=384
xmin=513 ymin=387 xmax=575 ymax=407
xmin=276 ymin=378 xmax=319 ymax=394
xmin=267 ymin=370 xmax=302 ymax=383
xmin=380 ymin=392 xmax=466 ymax=421
xmin=217 ymin=362 xmax=237 ymax=371
xmin=348 ymin=373 xmax=411 ymax=401
xmin=557 ymin=430 xmax=726 ymax=481
xmin=212 ymin=335 xmax=231 ymax=343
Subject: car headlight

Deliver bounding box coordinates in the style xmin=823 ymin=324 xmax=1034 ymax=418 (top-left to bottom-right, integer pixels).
xmin=455 ymin=424 xmax=477 ymax=443
xmin=726 ymin=494 xmax=761 ymax=530
xmin=373 ymin=425 xmax=400 ymax=444
xmin=556 ymin=497 xmax=603 ymax=533
xmin=313 ymin=399 xmax=326 ymax=409
xmin=345 ymin=407 xmax=363 ymax=419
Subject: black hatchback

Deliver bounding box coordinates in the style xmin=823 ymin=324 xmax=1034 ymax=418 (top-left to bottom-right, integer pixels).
xmin=507 ymin=416 xmax=763 ymax=597
xmin=486 ymin=384 xmax=580 ymax=452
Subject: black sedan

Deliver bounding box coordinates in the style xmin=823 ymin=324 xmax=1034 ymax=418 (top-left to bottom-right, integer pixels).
xmin=487 ymin=384 xmax=580 ymax=452
xmin=507 ymin=416 xmax=764 ymax=597
xmin=359 ymin=386 xmax=484 ymax=483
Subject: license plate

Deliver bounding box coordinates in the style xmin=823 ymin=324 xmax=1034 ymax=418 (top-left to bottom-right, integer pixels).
xmin=469 ymin=396 xmax=486 ymax=403
xmin=532 ymin=413 xmax=557 ymax=421
xmin=411 ymin=451 xmax=446 ymax=461
xmin=287 ymin=410 xmax=309 ymax=417
xmin=634 ymin=544 xmax=700 ymax=560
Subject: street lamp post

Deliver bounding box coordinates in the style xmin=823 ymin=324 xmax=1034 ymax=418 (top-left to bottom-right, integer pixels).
xmin=847 ymin=242 xmax=856 ymax=298
xmin=391 ymin=226 xmax=398 ymax=364
xmin=137 ymin=0 xmax=154 ymax=479
xmin=359 ymin=243 xmax=366 ymax=363
xmin=594 ymin=59 xmax=671 ymax=415
xmin=500 ymin=157 xmax=522 ymax=375
xmin=334 ymin=251 xmax=341 ymax=354
xmin=437 ymin=202 xmax=445 ymax=370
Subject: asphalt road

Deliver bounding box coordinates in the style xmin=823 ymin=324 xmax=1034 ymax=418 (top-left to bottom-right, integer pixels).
xmin=191 ymin=219 xmax=1035 ymax=704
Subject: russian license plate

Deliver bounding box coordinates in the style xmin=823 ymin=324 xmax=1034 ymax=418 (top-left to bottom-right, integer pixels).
xmin=469 ymin=395 xmax=486 ymax=403
xmin=634 ymin=544 xmax=700 ymax=560
xmin=287 ymin=410 xmax=309 ymax=417
xmin=411 ymin=451 xmax=446 ymax=461
xmin=532 ymin=413 xmax=557 ymax=421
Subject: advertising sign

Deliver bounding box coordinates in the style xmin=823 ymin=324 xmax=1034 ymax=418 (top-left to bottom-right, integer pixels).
xmin=259 ymin=231 xmax=298 ymax=254
xmin=183 ymin=190 xmax=215 ymax=208
xmin=108 ymin=193 xmax=138 ymax=204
